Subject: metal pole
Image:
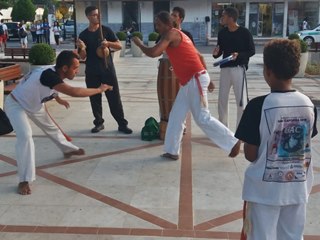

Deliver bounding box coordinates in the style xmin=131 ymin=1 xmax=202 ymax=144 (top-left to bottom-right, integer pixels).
xmin=73 ymin=0 xmax=77 ymax=49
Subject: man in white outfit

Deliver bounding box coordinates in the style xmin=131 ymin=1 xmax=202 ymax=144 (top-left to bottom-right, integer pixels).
xmin=5 ymin=51 xmax=112 ymax=195
xmin=133 ymin=11 xmax=240 ymax=160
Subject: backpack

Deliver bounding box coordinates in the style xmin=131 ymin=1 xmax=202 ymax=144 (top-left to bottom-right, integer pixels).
xmin=0 ymin=108 xmax=13 ymax=136
xmin=0 ymin=25 xmax=4 ymax=35
xmin=141 ymin=117 xmax=160 ymax=141
xmin=19 ymin=28 xmax=27 ymax=38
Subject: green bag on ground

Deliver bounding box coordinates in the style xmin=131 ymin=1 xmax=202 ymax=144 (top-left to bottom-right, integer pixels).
xmin=141 ymin=117 xmax=160 ymax=141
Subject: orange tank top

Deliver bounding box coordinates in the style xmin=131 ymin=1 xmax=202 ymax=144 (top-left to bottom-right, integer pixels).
xmin=166 ymin=29 xmax=205 ymax=85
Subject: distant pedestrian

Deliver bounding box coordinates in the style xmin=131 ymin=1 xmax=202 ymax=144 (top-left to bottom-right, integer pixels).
xmin=302 ymin=17 xmax=310 ymax=30
xmin=18 ymin=22 xmax=28 ymax=48
xmin=235 ymin=39 xmax=318 ymax=239
xmin=36 ymin=20 xmax=43 ymax=43
xmin=0 ymin=19 xmax=8 ymax=51
xmin=52 ymin=21 xmax=61 ymax=46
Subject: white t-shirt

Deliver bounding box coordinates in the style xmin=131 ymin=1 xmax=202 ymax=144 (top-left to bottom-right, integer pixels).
xmin=53 ymin=26 xmax=61 ymax=35
xmin=235 ymin=91 xmax=318 ymax=206
xmin=12 ymin=66 xmax=61 ymax=113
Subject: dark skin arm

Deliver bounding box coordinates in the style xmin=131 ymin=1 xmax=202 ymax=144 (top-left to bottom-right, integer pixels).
xmin=243 ymin=143 xmax=258 ymax=162
xmin=53 ymin=82 xmax=112 ymax=98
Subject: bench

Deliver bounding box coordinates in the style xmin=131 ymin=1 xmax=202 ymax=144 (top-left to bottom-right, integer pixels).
xmin=310 ymin=42 xmax=320 ymax=52
xmin=4 ymin=48 xmax=31 ymax=61
xmin=0 ymin=63 xmax=23 ymax=94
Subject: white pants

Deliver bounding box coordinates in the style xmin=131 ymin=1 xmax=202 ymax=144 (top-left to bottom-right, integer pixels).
xmin=245 ymin=202 xmax=306 ymax=240
xmin=218 ymin=66 xmax=248 ymax=128
xmin=5 ymin=95 xmax=79 ymax=182
xmin=164 ymin=71 xmax=238 ymax=155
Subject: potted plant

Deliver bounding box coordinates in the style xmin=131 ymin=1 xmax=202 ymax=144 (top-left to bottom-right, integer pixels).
xmin=29 ymin=43 xmax=56 ymax=70
xmin=288 ymin=33 xmax=308 ymax=77
xmin=148 ymin=32 xmax=159 ymax=47
xmin=116 ymin=31 xmax=127 ymax=57
xmin=131 ymin=31 xmax=143 ymax=57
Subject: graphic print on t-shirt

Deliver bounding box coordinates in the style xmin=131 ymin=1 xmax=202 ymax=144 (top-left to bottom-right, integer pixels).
xmin=264 ymin=107 xmax=312 ymax=183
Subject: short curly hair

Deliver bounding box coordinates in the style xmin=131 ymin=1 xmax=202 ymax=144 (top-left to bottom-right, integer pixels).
xmin=263 ymin=39 xmax=300 ymax=80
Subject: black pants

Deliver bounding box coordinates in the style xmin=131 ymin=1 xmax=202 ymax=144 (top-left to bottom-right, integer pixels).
xmin=85 ymin=73 xmax=128 ymax=128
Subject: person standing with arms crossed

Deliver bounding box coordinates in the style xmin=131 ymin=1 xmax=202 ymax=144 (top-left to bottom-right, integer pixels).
xmin=212 ymin=7 xmax=255 ymax=129
xmin=77 ymin=6 xmax=132 ymax=134
xmin=235 ymin=39 xmax=318 ymax=239
xmin=5 ymin=51 xmax=112 ymax=195
xmin=133 ymin=11 xmax=240 ymax=160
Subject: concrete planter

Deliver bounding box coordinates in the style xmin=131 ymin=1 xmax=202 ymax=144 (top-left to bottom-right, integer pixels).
xmin=131 ymin=42 xmax=143 ymax=57
xmin=295 ymin=52 xmax=309 ymax=78
xmin=148 ymin=41 xmax=156 ymax=47
xmin=119 ymin=40 xmax=126 ymax=57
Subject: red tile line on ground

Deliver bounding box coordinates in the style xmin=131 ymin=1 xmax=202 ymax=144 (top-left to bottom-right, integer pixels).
xmin=178 ymin=113 xmax=194 ymax=230
xmin=1 ymin=120 xmax=320 ymax=238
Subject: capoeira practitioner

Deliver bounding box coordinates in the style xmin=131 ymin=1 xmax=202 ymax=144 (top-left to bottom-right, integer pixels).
xmin=132 ymin=11 xmax=240 ymax=160
xmin=5 ymin=51 xmax=112 ymax=195
xmin=212 ymin=7 xmax=255 ymax=129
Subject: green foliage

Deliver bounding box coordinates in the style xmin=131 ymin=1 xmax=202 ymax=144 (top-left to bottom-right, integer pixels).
xmin=116 ymin=31 xmax=127 ymax=41
xmin=288 ymin=33 xmax=300 ymax=40
xmin=11 ymin=0 xmax=35 ymax=22
xmin=299 ymin=39 xmax=308 ymax=53
xmin=42 ymin=7 xmax=48 ymax=21
xmin=148 ymin=32 xmax=159 ymax=41
xmin=132 ymin=31 xmax=143 ymax=40
xmin=29 ymin=43 xmax=56 ymax=65
xmin=288 ymin=33 xmax=308 ymax=53
xmin=0 ymin=0 xmax=11 ymax=9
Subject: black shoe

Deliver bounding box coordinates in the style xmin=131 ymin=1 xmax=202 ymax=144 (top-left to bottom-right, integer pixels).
xmin=91 ymin=124 xmax=104 ymax=133
xmin=118 ymin=126 xmax=133 ymax=134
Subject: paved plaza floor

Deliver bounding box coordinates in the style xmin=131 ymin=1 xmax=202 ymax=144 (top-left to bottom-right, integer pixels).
xmin=0 ymin=50 xmax=319 ymax=239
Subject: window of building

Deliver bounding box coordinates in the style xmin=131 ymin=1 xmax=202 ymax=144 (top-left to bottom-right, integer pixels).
xmin=288 ymin=1 xmax=319 ymax=35
xmin=122 ymin=1 xmax=139 ymax=32
xmin=211 ymin=2 xmax=246 ymax=37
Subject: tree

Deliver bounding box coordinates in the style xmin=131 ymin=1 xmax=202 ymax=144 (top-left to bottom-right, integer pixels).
xmin=42 ymin=6 xmax=48 ymax=21
xmin=11 ymin=0 xmax=36 ymax=22
xmin=0 ymin=0 xmax=11 ymax=9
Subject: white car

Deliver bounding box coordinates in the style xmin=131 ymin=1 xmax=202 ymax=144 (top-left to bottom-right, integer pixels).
xmin=298 ymin=24 xmax=320 ymax=46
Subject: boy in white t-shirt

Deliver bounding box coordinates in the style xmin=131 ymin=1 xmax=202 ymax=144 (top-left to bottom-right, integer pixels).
xmin=235 ymin=39 xmax=318 ymax=239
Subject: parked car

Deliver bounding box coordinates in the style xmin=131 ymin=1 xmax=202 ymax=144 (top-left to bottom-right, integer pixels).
xmin=61 ymin=20 xmax=75 ymax=38
xmin=298 ymin=24 xmax=320 ymax=46
xmin=5 ymin=22 xmax=19 ymax=40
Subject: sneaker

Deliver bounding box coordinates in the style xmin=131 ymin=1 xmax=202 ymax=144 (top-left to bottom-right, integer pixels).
xmin=91 ymin=124 xmax=104 ymax=133
xmin=161 ymin=153 xmax=179 ymax=160
xmin=118 ymin=126 xmax=133 ymax=134
xmin=64 ymin=148 xmax=85 ymax=158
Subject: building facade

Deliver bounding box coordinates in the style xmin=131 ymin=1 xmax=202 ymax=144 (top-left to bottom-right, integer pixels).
xmin=75 ymin=0 xmax=320 ymax=44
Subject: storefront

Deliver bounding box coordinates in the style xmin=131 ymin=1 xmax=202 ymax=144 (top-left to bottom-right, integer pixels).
xmin=211 ymin=0 xmax=319 ymax=38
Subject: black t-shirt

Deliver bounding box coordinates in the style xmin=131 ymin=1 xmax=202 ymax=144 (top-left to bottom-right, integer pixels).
xmin=155 ymin=29 xmax=194 ymax=45
xmin=79 ymin=26 xmax=118 ymax=79
xmin=216 ymin=26 xmax=255 ymax=69
xmin=40 ymin=68 xmax=63 ymax=89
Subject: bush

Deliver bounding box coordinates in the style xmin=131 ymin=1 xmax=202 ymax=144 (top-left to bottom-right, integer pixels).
xmin=29 ymin=43 xmax=56 ymax=65
xmin=148 ymin=32 xmax=159 ymax=41
xmin=132 ymin=31 xmax=143 ymax=40
xmin=288 ymin=33 xmax=308 ymax=53
xmin=116 ymin=31 xmax=127 ymax=41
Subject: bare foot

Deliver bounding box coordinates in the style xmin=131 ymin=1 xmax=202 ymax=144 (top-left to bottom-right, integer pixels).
xmin=64 ymin=148 xmax=85 ymax=158
xmin=18 ymin=182 xmax=31 ymax=195
xmin=229 ymin=140 xmax=241 ymax=158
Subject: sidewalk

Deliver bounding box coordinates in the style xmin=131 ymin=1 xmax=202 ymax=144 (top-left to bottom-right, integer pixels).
xmin=0 ymin=52 xmax=319 ymax=240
